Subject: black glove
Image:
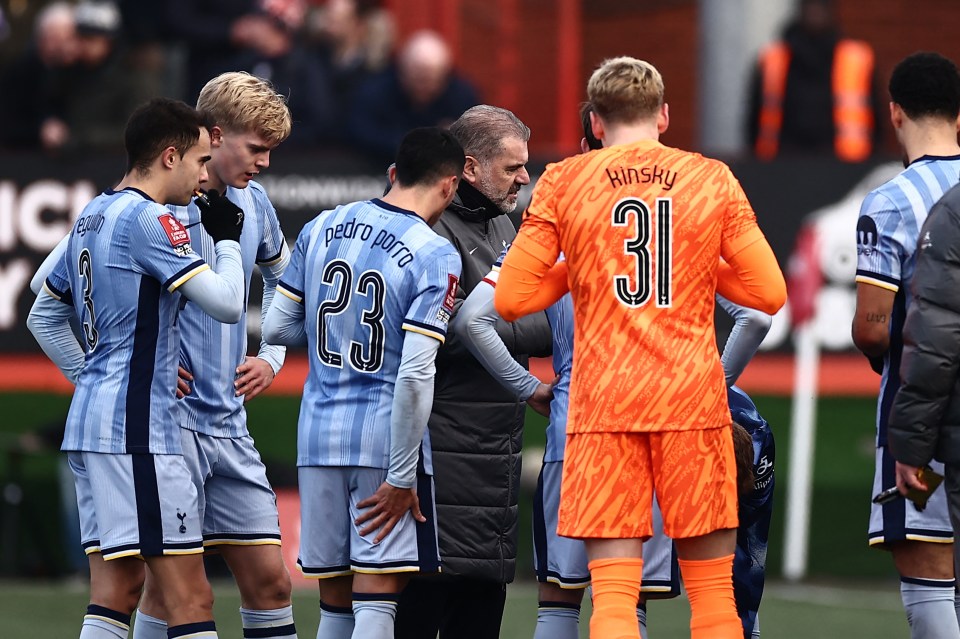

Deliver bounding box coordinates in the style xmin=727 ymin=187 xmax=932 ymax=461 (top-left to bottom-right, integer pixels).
xmin=196 ymin=189 xmax=243 ymax=243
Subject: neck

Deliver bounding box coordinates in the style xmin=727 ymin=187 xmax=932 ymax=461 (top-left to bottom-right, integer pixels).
xmin=115 ymin=171 xmax=162 ymax=202
xmin=381 ymin=185 xmax=435 ymax=224
xmin=602 ymin=120 xmax=661 ymax=148
xmin=901 ymin=120 xmax=960 ymax=164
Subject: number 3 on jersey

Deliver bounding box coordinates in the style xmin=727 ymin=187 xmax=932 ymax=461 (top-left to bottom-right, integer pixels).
xmin=611 ymin=197 xmax=672 ymax=308
xmin=78 ymin=248 xmax=99 ymax=351
xmin=317 ymin=258 xmax=386 ymax=373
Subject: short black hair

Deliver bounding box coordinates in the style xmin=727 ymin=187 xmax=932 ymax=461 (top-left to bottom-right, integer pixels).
xmin=579 ymin=102 xmax=602 ymax=150
xmin=124 ymin=98 xmax=211 ymax=175
xmin=394 ymin=127 xmax=465 ymax=188
xmin=890 ymin=52 xmax=960 ymax=121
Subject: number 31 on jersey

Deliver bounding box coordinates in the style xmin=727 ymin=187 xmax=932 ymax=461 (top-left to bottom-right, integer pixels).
xmin=612 ymin=196 xmax=672 ymax=308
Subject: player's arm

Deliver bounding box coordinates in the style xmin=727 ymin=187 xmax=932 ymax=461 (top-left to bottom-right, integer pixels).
xmin=851 ymin=283 xmax=894 ymax=358
xmin=453 ymin=277 xmax=552 ymax=415
xmin=716 ymin=294 xmax=772 ymax=387
xmin=26 ymin=274 xmax=84 ymax=384
xmin=495 ymin=170 xmax=567 ymax=321
xmin=234 ymin=242 xmax=292 ymax=401
xmin=31 ymin=234 xmax=69 ymax=295
xmin=715 ymin=241 xmax=786 ymax=315
xmin=176 ymin=242 xmax=245 ymax=324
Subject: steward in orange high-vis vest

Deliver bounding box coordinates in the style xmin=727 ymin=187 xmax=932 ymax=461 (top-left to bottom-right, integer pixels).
xmin=754 ymin=38 xmax=876 ymax=162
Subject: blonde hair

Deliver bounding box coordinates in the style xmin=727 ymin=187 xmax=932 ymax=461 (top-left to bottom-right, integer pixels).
xmin=196 ymin=72 xmax=292 ymax=145
xmin=587 ymin=56 xmax=664 ymax=125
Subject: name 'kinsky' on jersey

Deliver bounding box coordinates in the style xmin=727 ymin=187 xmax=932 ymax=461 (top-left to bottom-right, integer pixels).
xmin=605 ymin=165 xmax=677 ymax=191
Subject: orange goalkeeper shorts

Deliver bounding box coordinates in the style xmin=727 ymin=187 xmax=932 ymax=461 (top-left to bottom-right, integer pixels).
xmin=557 ymin=427 xmax=738 ymax=540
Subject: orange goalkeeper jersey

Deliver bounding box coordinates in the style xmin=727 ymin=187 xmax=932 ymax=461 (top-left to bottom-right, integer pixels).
xmin=499 ymin=139 xmax=780 ymax=434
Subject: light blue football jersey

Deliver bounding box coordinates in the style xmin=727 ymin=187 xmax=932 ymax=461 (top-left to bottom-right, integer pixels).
xmin=277 ymin=198 xmax=461 ymax=469
xmin=44 ymin=188 xmax=209 ymax=454
xmin=170 ymin=181 xmax=286 ymax=438
xmin=855 ymin=154 xmax=960 ymax=444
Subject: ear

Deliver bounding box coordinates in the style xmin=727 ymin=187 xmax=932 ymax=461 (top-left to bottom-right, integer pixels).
xmin=161 ymin=146 xmax=178 ymax=170
xmin=889 ymin=101 xmax=903 ymax=129
xmin=657 ymin=103 xmax=670 ymax=134
xmin=580 ymin=137 xmax=591 ymax=154
xmin=387 ymin=163 xmax=398 ymax=185
xmin=462 ymin=155 xmax=480 ymax=184
xmin=590 ymin=111 xmax=604 ymax=143
xmin=441 ymin=174 xmax=459 ymax=200
xmin=209 ymin=125 xmax=224 ymax=147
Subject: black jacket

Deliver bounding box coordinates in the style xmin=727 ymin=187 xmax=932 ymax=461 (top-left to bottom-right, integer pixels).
xmin=888 ymin=183 xmax=960 ymax=466
xmin=428 ymin=182 xmax=551 ymax=582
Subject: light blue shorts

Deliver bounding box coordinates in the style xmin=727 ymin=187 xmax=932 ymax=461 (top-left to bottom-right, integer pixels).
xmin=869 ymin=447 xmax=953 ymax=548
xmin=297 ymin=466 xmax=440 ymax=578
xmin=69 ymin=450 xmax=203 ymax=560
xmin=180 ymin=429 xmax=281 ymax=547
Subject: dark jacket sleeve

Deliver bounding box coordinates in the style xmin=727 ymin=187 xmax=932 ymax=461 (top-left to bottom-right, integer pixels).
xmin=888 ymin=194 xmax=960 ymax=466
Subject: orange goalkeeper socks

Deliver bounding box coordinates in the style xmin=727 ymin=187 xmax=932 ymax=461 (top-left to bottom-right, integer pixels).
xmin=588 ymin=557 xmax=643 ymax=639
xmin=678 ymin=554 xmax=742 ymax=639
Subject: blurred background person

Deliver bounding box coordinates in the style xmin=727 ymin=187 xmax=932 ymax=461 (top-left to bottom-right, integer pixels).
xmin=747 ymin=0 xmax=882 ymax=162
xmin=49 ymin=0 xmax=155 ymax=154
xmin=0 ymin=2 xmax=77 ymax=150
xmin=348 ymin=29 xmax=479 ymax=166
xmin=307 ymin=0 xmax=395 ymax=143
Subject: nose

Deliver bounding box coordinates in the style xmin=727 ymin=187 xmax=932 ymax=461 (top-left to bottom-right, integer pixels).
xmin=257 ymin=151 xmax=271 ymax=169
xmin=517 ymin=166 xmax=530 ymax=185
xmin=199 ymin=164 xmax=209 ymax=185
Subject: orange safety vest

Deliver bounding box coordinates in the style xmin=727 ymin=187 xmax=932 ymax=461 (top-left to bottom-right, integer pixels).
xmin=755 ymin=39 xmax=875 ymax=162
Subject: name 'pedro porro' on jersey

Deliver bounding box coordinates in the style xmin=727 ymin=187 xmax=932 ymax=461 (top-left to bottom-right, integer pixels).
xmin=43 ymin=188 xmax=209 ymax=455
xmin=277 ymin=198 xmax=461 ymax=470
xmin=523 ymin=138 xmax=766 ymax=434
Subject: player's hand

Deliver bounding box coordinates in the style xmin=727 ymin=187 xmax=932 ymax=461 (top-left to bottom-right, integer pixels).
xmin=895 ymin=461 xmax=927 ymax=496
xmin=235 ymin=356 xmax=275 ymax=402
xmin=355 ymin=482 xmax=425 ymax=544
xmin=196 ymin=189 xmax=244 ymax=244
xmin=526 ymin=377 xmax=558 ymax=417
xmin=176 ymin=366 xmax=193 ymax=399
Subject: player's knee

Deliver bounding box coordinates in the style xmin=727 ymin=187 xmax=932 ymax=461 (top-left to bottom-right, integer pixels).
xmin=240 ymin=565 xmax=293 ymax=608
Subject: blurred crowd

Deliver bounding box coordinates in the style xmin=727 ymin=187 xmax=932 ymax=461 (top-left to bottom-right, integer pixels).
xmin=0 ymin=0 xmax=479 ymax=165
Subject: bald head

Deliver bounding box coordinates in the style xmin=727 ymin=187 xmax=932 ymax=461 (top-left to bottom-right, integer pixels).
xmin=35 ymin=2 xmax=78 ymax=67
xmin=399 ymin=30 xmax=453 ymax=107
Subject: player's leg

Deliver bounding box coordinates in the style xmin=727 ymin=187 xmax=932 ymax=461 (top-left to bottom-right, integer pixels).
xmin=655 ymin=427 xmax=741 ymax=639
xmin=133 ymin=429 xmax=214 ymax=639
xmin=299 ymin=466 xmax=355 ymax=639
xmin=349 ymin=468 xmax=440 ymax=639
xmin=69 ymin=451 xmax=142 ymax=638
xmin=871 ymin=448 xmax=958 ymax=639
xmin=532 ymin=460 xmax=588 ymax=639
xmin=561 ymin=432 xmax=654 ymax=639
xmin=83 ymin=553 xmax=144 ymax=638
xmin=638 ymin=494 xmax=682 ymax=639
xmin=394 ymin=577 xmax=445 ymax=639
xmin=206 ymin=435 xmax=296 ymax=638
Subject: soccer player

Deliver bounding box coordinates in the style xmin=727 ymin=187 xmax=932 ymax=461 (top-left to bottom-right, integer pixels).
xmin=852 ymin=52 xmax=960 ymax=639
xmin=457 ymin=253 xmax=774 ymax=639
xmin=493 ymin=57 xmax=786 ymax=639
xmin=26 ymin=97 xmax=247 ymax=639
xmin=262 ymin=127 xmax=465 ymax=639
xmin=130 ymin=72 xmax=297 ymax=639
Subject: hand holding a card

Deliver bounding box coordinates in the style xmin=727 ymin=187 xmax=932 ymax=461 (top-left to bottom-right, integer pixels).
xmin=884 ymin=463 xmax=945 ymax=512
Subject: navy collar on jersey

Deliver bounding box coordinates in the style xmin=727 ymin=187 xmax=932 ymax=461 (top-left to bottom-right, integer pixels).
xmin=371 ymin=197 xmax=418 ymax=217
xmin=104 ymin=186 xmax=155 ymax=202
xmin=909 ymin=153 xmax=960 ymax=167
